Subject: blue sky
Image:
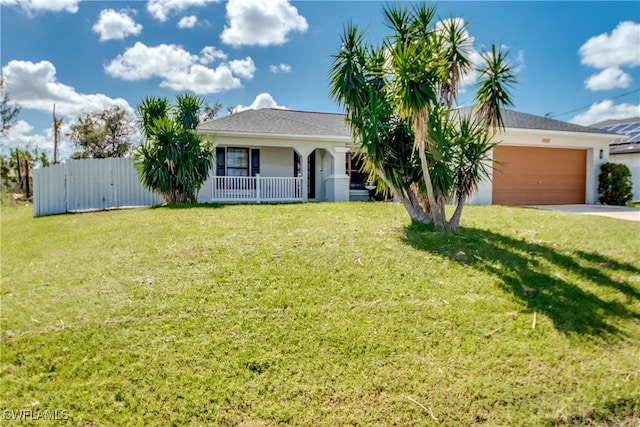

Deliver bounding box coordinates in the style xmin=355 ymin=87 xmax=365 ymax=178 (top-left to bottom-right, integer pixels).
xmin=1 ymin=0 xmax=639 ymax=159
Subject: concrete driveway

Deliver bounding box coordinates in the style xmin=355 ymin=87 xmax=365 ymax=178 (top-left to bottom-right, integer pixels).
xmin=530 ymin=204 xmax=640 ymax=222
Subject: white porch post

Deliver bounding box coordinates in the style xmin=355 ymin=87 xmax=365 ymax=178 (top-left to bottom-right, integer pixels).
xmin=256 ymin=174 xmax=261 ymax=203
xmin=301 ymin=153 xmax=308 ymax=202
xmin=325 ymin=146 xmax=351 ymax=202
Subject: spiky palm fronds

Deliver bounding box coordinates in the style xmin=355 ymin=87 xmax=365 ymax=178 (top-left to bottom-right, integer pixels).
xmin=474 ymin=44 xmax=518 ymax=132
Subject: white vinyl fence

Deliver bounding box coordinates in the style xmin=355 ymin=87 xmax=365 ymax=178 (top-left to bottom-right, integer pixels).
xmin=33 ymin=158 xmax=304 ymax=217
xmin=33 ymin=158 xmax=161 ymax=217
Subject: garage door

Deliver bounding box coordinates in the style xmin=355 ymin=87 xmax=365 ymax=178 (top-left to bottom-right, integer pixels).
xmin=492 ymin=146 xmax=586 ymax=205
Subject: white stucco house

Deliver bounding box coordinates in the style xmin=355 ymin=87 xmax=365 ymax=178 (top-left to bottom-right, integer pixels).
xmin=196 ymin=108 xmax=618 ymax=205
xmin=197 ymin=109 xmax=355 ymax=203
xmin=592 ymin=117 xmax=640 ymax=203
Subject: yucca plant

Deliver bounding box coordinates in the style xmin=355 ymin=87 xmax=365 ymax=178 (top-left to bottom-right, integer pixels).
xmin=329 ymin=2 xmax=517 ymax=230
xmin=135 ymin=94 xmax=213 ymax=204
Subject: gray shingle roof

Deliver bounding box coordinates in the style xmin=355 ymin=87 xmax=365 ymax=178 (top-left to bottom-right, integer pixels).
xmin=198 ymin=108 xmax=350 ymax=138
xmin=500 ymin=110 xmax=616 ymax=134
xmin=463 ymin=108 xmax=616 ymax=135
xmin=198 ymin=107 xmax=614 ymax=138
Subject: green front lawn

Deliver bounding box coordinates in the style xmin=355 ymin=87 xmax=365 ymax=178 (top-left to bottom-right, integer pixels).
xmin=1 ymin=202 xmax=639 ymax=426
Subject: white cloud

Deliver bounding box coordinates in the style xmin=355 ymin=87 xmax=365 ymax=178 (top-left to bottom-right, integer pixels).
xmin=177 ymin=15 xmax=198 ymax=29
xmin=1 ymin=60 xmax=133 ymax=118
xmin=93 ymin=9 xmax=143 ymax=41
xmin=200 ymin=46 xmax=227 ymax=63
xmin=1 ymin=120 xmax=49 ymax=151
xmin=569 ymin=99 xmax=640 ymax=126
xmin=579 ymin=21 xmax=640 ymax=91
xmin=146 ymin=0 xmax=220 ymax=22
xmin=579 ymin=21 xmax=640 ymax=69
xmin=0 ymin=0 xmax=79 ymax=13
xmin=269 ymin=63 xmax=292 ymax=74
xmin=228 ymin=57 xmax=256 ymax=79
xmin=220 ymin=0 xmax=308 ymax=47
xmin=585 ymin=67 xmax=633 ymax=91
xmin=0 ymin=119 xmax=81 ymax=161
xmin=235 ymin=93 xmax=286 ymax=111
xmin=105 ymin=42 xmax=253 ymax=94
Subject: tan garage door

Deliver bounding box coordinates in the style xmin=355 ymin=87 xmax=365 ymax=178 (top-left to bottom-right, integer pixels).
xmin=492 ymin=146 xmax=586 ymax=205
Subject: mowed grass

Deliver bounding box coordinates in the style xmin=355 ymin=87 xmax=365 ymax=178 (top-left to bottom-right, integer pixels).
xmin=1 ymin=201 xmax=639 ymax=426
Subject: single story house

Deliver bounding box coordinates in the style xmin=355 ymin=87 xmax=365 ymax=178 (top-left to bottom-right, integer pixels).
xmin=591 ymin=117 xmax=640 ymax=203
xmin=196 ymin=108 xmax=619 ymax=205
xmin=197 ymin=109 xmax=355 ymax=203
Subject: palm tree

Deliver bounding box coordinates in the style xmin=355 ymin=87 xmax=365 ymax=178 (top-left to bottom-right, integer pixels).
xmin=176 ymin=92 xmax=203 ymax=130
xmin=448 ymin=112 xmax=497 ymax=228
xmin=330 ymin=23 xmax=433 ymax=225
xmin=137 ymin=97 xmax=169 ymax=138
xmin=135 ymin=94 xmax=213 ymax=204
xmin=329 ymin=3 xmax=518 ymax=230
xmin=437 ymin=16 xmax=473 ymax=110
xmin=385 ymin=3 xmax=446 ymax=227
xmin=474 ymin=44 xmax=518 ymax=132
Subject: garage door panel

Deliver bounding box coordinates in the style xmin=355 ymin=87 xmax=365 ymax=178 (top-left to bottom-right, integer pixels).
xmin=492 ymin=146 xmax=586 ymax=205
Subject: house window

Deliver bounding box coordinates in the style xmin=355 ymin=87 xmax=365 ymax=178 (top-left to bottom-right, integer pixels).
xmin=227 ymin=148 xmax=249 ymax=176
xmin=216 ymin=147 xmax=260 ymax=176
xmin=346 ymin=152 xmax=367 ymax=190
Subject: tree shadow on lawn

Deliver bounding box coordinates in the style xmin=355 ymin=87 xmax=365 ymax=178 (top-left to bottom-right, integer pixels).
xmin=403 ymin=224 xmax=640 ymax=339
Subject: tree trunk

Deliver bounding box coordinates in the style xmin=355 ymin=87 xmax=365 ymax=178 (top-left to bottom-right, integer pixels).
xmin=15 ymin=149 xmax=23 ymax=193
xmin=414 ymin=113 xmax=446 ymax=229
xmin=395 ymin=182 xmax=432 ymax=225
xmin=53 ymin=104 xmax=59 ymax=164
xmin=448 ymin=195 xmax=466 ymax=230
xmin=24 ymin=159 xmax=30 ymax=199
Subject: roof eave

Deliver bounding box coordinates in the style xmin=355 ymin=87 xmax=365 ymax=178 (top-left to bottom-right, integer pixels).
xmin=197 ymin=129 xmax=352 ymax=143
xmin=505 ymin=126 xmax=621 ymax=140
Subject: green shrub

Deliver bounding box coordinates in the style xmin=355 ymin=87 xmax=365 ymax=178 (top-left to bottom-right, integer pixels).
xmin=135 ymin=94 xmax=214 ymax=204
xmin=598 ymin=162 xmax=633 ymax=206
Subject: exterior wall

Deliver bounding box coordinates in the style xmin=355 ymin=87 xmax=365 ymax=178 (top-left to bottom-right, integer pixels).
xmin=470 ymin=128 xmax=613 ymax=205
xmin=611 ymin=152 xmax=640 ymax=202
xmin=260 ymin=147 xmax=294 ymax=177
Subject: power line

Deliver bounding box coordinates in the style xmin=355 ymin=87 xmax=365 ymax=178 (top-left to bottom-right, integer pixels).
xmin=549 ymin=88 xmax=640 ymax=119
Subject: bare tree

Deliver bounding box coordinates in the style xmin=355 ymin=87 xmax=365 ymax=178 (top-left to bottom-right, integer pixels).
xmin=68 ymin=105 xmax=136 ymax=159
xmin=200 ymin=101 xmax=223 ymax=121
xmin=1 ymin=77 xmax=21 ymax=136
xmin=53 ymin=104 xmax=63 ymax=164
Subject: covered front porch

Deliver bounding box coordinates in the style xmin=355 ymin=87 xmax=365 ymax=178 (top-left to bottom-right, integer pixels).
xmin=196 ymin=108 xmax=359 ymax=203
xmin=196 ymin=143 xmax=352 ymax=204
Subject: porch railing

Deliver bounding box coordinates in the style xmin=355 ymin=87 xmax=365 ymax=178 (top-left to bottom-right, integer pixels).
xmin=204 ymin=175 xmax=303 ymax=203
